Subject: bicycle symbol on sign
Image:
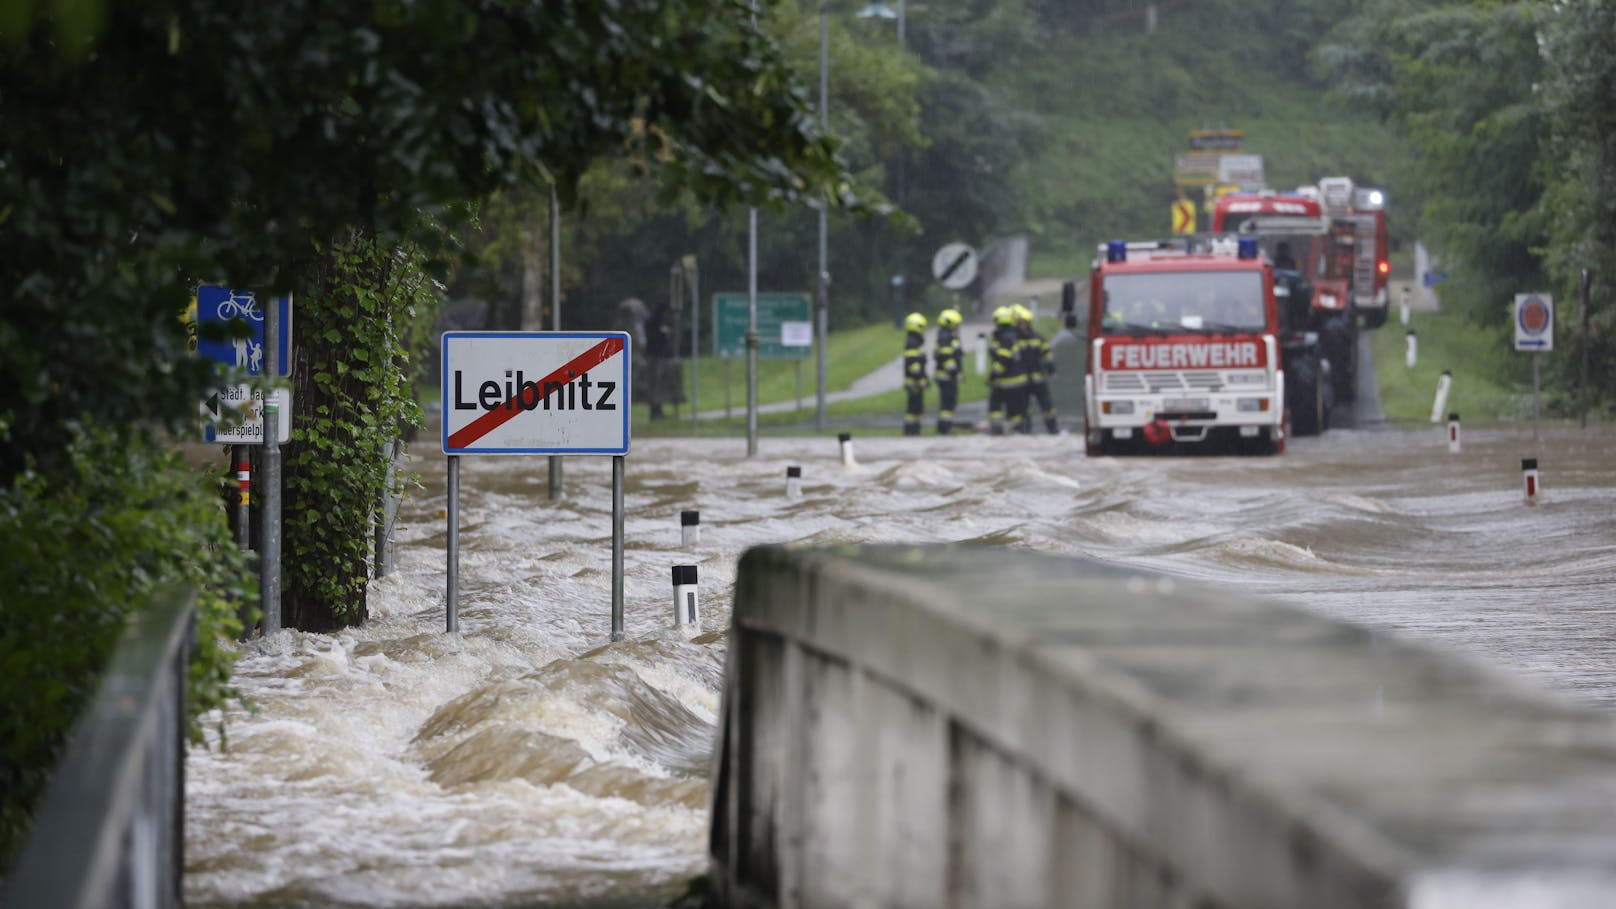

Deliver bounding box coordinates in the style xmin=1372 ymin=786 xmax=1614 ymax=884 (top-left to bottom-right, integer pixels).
xmin=215 ymin=291 xmax=263 ymax=322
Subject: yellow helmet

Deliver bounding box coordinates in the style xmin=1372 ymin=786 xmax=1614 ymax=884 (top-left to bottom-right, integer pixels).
xmin=993 ymin=305 xmax=1015 ymax=326
xmin=1013 ymin=304 xmax=1033 ymax=323
xmin=904 ymin=312 xmax=928 ymax=332
xmin=937 ymin=308 xmax=962 ymax=328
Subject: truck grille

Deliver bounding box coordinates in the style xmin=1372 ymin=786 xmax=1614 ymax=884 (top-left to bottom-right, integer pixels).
xmin=1102 ymin=370 xmax=1225 ymax=393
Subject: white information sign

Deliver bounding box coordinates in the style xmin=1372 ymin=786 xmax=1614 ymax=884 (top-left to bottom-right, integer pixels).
xmin=1217 ymin=153 xmax=1265 ymax=185
xmin=203 ymin=385 xmax=291 ymax=444
xmin=441 ymin=331 xmax=631 ymax=455
xmin=1514 ymin=293 xmax=1554 ymax=352
xmin=780 ymin=320 xmax=813 ymax=348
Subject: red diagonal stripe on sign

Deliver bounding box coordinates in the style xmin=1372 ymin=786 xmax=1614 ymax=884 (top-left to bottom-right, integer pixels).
xmin=448 ymin=336 xmax=624 ymax=450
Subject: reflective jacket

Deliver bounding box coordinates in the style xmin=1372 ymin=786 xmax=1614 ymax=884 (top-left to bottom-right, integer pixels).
xmin=903 ymin=331 xmax=929 ymax=390
xmin=932 ymin=327 xmax=961 ymax=382
xmin=990 ymin=324 xmax=1028 ymax=390
xmin=1018 ymin=326 xmax=1053 ymax=384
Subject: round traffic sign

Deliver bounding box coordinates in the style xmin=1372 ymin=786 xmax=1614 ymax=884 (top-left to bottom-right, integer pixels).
xmin=931 ymin=242 xmax=978 ymax=290
xmin=1518 ymin=295 xmax=1550 ymax=334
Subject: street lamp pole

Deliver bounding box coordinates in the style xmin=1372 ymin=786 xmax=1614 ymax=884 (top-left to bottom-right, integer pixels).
xmin=815 ymin=3 xmax=829 ymax=431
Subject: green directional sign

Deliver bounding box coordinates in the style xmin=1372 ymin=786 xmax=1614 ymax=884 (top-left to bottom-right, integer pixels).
xmin=712 ymin=292 xmax=813 ymax=359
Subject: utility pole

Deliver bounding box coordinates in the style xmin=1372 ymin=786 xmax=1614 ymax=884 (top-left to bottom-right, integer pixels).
xmin=816 ymin=3 xmax=830 ymax=431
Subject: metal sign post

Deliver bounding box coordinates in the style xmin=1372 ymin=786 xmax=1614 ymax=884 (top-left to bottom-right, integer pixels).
xmin=1580 ymin=269 xmax=1591 ymax=430
xmin=446 ymin=455 xmax=459 ymax=633
xmin=441 ymin=331 xmax=632 ymax=639
xmin=685 ymin=255 xmax=700 ymax=435
xmin=612 ymin=456 xmax=625 ymax=641
xmin=747 ymin=209 xmax=759 ymax=458
xmin=1533 ymin=352 xmax=1542 ymax=443
xmin=261 ymin=296 xmax=282 ymax=635
xmin=548 ymin=184 xmax=564 ymax=501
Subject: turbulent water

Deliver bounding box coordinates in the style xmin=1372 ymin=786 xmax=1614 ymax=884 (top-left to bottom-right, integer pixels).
xmin=185 ymin=422 xmax=1616 ymax=907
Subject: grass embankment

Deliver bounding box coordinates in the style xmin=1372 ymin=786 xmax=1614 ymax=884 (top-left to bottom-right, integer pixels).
xmin=1369 ymin=302 xmax=1526 ymax=425
xmin=1008 ymin=8 xmax=1406 ymax=279
xmin=632 ymin=319 xmax=1026 ymax=437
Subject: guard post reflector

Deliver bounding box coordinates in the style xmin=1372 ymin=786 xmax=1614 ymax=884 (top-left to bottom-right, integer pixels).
xmin=1430 ymin=370 xmax=1452 ymax=424
xmin=672 ymin=564 xmax=699 ymax=628
xmin=1522 ymin=458 xmax=1540 ymax=503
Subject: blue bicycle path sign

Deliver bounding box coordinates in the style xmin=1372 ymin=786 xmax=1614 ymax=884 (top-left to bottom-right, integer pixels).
xmin=194 ymin=284 xmax=292 ymax=377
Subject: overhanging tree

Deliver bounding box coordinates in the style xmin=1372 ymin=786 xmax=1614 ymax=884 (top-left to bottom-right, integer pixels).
xmin=2 ymin=0 xmax=873 ymax=849
xmin=4 ymin=0 xmax=877 ymax=632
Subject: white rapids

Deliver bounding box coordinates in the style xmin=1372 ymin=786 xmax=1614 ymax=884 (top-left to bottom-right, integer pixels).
xmin=186 ymin=423 xmax=1616 ymax=907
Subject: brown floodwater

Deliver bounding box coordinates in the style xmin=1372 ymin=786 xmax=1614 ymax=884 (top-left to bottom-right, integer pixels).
xmin=185 ymin=421 xmax=1616 ymax=907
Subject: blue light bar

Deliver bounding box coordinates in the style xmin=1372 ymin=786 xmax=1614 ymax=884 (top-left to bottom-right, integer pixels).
xmin=1237 ymin=236 xmax=1259 ymax=260
xmin=1106 ymin=240 xmax=1127 ymax=263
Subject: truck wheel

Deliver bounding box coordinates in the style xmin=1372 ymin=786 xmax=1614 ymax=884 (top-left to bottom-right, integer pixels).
xmin=1289 ymin=354 xmax=1324 ymax=437
xmin=1323 ymin=313 xmax=1356 ymax=403
xmin=1362 ymin=307 xmax=1389 ymax=330
xmin=1085 ymin=430 xmax=1107 ymax=457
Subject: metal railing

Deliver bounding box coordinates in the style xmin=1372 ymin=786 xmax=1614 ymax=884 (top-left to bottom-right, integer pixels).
xmin=1 ymin=588 xmax=195 ymax=909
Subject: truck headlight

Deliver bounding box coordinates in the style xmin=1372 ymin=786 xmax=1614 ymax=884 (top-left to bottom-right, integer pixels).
xmin=1236 ymin=397 xmax=1270 ymax=412
xmin=1103 ymin=400 xmax=1134 ymax=415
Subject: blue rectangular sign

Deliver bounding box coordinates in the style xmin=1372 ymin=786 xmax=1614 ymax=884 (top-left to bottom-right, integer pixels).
xmin=195 ymin=284 xmax=292 ymax=377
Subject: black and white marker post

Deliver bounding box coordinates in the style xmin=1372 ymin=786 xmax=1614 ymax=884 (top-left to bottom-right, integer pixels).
xmin=1447 ymin=413 xmax=1461 ymax=454
xmin=1429 ymin=370 xmax=1452 ymax=423
xmin=1522 ymin=458 xmax=1540 ymax=504
xmin=786 ymin=465 xmax=802 ymax=498
xmin=1406 ymin=331 xmax=1417 ymax=369
xmin=672 ymin=565 xmax=699 ymax=629
xmin=838 ymin=432 xmax=856 ymax=468
xmin=681 ymin=510 xmax=700 ymax=546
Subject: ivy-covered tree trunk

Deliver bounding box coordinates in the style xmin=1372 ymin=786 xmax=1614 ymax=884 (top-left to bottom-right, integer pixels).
xmin=281 ymin=227 xmax=427 ymax=632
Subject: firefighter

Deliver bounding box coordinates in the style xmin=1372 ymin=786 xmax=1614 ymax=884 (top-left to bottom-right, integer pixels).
xmin=989 ymin=306 xmax=1027 ymax=435
xmin=932 ymin=308 xmax=963 ymax=434
xmin=1016 ymin=304 xmax=1060 ymax=434
xmin=902 ymin=311 xmax=929 ymax=436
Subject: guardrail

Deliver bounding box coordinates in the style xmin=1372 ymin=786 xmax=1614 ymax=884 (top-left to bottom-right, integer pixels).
xmin=1 ymin=588 xmax=195 ymax=909
xmin=709 ymin=545 xmax=1616 ymax=908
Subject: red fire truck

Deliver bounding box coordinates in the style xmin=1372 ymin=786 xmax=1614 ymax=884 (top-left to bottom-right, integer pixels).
xmin=1210 ymin=177 xmax=1389 ymax=403
xmin=1083 ymin=236 xmax=1331 ymax=456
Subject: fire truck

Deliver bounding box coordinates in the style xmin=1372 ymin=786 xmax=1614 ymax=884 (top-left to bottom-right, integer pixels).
xmin=1083 ymin=235 xmax=1332 ymax=456
xmin=1209 ymin=177 xmax=1389 ymax=403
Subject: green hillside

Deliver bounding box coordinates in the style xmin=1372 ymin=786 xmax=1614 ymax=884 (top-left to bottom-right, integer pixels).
xmin=990 ymin=3 xmax=1406 ymax=278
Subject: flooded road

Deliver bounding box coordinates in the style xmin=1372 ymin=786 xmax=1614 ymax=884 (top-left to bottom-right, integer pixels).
xmin=186 ymin=422 xmax=1616 ymax=907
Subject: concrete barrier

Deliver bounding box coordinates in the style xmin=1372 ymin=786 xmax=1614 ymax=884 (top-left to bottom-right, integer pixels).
xmin=707 ymin=545 xmax=1616 ymax=908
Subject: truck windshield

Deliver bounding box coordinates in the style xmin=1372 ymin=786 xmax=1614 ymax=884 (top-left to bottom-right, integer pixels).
xmin=1100 ymin=271 xmax=1265 ymax=335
